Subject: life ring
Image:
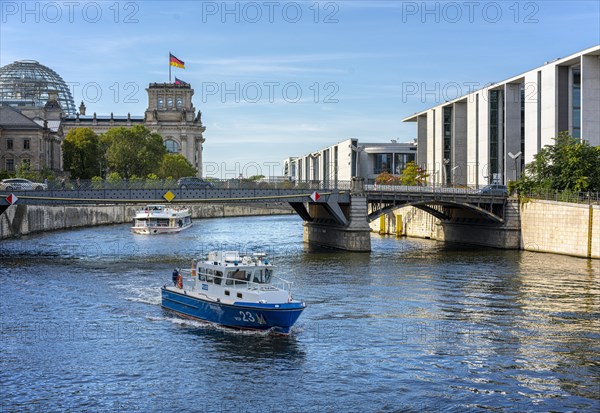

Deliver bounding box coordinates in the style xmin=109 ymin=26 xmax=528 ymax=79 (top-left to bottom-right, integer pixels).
xmin=177 ymin=274 xmax=183 ymax=289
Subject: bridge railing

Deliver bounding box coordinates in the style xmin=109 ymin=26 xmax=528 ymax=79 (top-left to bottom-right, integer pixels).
xmin=2 ymin=178 xmax=353 ymax=192
xmin=366 ymin=184 xmax=480 ymax=194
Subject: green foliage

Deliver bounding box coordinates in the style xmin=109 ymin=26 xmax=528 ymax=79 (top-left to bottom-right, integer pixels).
xmin=248 ymin=175 xmax=265 ymax=181
xmin=102 ymin=125 xmax=166 ymax=179
xmin=62 ymin=128 xmax=101 ymax=179
xmin=107 ymin=172 xmax=122 ymax=182
xmin=158 ymin=153 xmax=197 ymax=179
xmin=400 ymin=161 xmax=428 ymax=186
xmin=91 ymin=176 xmax=103 ymax=189
xmin=0 ymin=170 xmax=13 ymax=180
xmin=514 ymin=132 xmax=600 ymax=193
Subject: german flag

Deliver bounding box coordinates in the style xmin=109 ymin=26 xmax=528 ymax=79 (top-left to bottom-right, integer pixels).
xmin=174 ymin=77 xmax=188 ymax=85
xmin=170 ymin=53 xmax=185 ymax=69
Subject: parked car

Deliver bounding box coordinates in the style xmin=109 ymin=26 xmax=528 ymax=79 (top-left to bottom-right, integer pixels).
xmin=0 ymin=178 xmax=47 ymax=191
xmin=478 ymin=184 xmax=508 ymax=196
xmin=177 ymin=177 xmax=215 ymax=189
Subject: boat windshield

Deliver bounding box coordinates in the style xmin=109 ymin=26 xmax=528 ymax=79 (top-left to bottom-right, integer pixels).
xmin=251 ymin=268 xmax=273 ymax=284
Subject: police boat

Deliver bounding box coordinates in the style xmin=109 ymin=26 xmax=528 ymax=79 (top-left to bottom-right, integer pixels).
xmin=161 ymin=251 xmax=306 ymax=335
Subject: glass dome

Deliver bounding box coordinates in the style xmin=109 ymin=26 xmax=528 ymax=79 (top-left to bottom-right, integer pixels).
xmin=0 ymin=60 xmax=76 ymax=116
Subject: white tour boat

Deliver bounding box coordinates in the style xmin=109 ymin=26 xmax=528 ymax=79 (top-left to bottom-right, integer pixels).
xmin=131 ymin=205 xmax=192 ymax=234
xmin=162 ymin=251 xmax=306 ymax=334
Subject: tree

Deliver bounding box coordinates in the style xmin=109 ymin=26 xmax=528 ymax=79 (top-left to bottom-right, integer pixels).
xmin=158 ymin=154 xmax=197 ymax=179
xmin=400 ymin=161 xmax=429 ymax=186
xmin=375 ymin=172 xmax=401 ymax=185
xmin=102 ymin=125 xmax=166 ymax=179
xmin=62 ymin=128 xmax=101 ymax=179
xmin=515 ymin=132 xmax=600 ymax=193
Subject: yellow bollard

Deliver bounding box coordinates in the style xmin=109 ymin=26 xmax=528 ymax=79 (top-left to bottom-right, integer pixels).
xmin=379 ymin=215 xmax=386 ymax=235
xmin=396 ymin=214 xmax=403 ymax=237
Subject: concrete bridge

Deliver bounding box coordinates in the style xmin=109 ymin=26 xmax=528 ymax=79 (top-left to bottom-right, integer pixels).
xmin=1 ymin=178 xmax=513 ymax=251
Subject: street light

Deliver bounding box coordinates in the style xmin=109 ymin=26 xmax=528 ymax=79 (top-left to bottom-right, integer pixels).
xmin=349 ymin=144 xmax=365 ymax=178
xmin=508 ymin=151 xmax=522 ymax=181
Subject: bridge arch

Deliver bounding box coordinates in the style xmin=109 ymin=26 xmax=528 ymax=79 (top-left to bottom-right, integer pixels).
xmin=367 ymin=200 xmax=505 ymax=224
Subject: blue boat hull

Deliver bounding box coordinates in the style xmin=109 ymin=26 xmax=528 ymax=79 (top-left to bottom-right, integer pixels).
xmin=161 ymin=287 xmax=305 ymax=334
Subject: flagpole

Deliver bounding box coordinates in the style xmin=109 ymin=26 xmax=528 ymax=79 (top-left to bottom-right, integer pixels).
xmin=169 ymin=52 xmax=171 ymax=83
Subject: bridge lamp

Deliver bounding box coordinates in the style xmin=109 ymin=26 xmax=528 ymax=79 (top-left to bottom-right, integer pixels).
xmin=451 ymin=165 xmax=460 ymax=185
xmin=508 ymin=151 xmax=522 ymax=181
xmin=350 ymin=145 xmax=365 ymax=179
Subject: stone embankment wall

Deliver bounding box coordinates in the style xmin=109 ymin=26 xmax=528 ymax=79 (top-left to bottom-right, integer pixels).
xmin=520 ymin=200 xmax=599 ymax=259
xmin=370 ymin=199 xmax=599 ymax=259
xmin=0 ymin=203 xmax=293 ymax=239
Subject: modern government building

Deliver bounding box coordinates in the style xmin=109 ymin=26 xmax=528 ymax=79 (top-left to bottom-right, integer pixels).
xmin=403 ymin=45 xmax=600 ymax=187
xmin=0 ymin=60 xmax=205 ymax=176
xmin=285 ymin=45 xmax=599 ymax=187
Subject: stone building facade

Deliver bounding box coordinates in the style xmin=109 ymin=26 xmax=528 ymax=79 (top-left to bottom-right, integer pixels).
xmin=0 ymin=98 xmax=63 ymax=173
xmin=62 ymin=83 xmax=206 ymax=176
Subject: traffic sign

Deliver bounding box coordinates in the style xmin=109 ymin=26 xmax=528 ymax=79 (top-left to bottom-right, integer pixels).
xmin=6 ymin=194 xmax=18 ymax=205
xmin=310 ymin=191 xmax=321 ymax=202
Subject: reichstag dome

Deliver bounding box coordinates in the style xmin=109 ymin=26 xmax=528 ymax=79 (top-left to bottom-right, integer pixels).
xmin=0 ymin=60 xmax=76 ymax=116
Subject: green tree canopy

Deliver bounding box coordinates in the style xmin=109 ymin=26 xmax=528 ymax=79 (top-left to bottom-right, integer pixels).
xmin=102 ymin=125 xmax=166 ymax=179
xmin=515 ymin=132 xmax=600 ymax=193
xmin=158 ymin=153 xmax=197 ymax=179
xmin=62 ymin=127 xmax=101 ymax=179
xmin=400 ymin=161 xmax=429 ymax=186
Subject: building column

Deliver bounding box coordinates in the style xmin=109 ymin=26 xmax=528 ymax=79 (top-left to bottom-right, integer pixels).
xmin=582 ymin=55 xmax=600 ymax=145
xmin=504 ymin=83 xmax=522 ymax=183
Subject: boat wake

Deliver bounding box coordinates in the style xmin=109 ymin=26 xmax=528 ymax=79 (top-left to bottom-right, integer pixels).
xmin=146 ymin=314 xmax=276 ymax=336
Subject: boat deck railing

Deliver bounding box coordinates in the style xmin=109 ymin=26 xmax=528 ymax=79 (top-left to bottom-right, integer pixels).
xmin=178 ymin=269 xmax=293 ymax=294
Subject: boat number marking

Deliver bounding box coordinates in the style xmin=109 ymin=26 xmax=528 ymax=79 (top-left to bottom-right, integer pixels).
xmin=239 ymin=311 xmax=255 ymax=323
xmin=202 ymin=284 xmax=208 ymax=291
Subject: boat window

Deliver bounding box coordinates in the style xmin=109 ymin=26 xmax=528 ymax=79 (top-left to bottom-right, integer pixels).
xmin=205 ymin=269 xmax=214 ymax=283
xmin=198 ymin=267 xmax=206 ymax=281
xmin=252 ymin=269 xmax=273 ymax=284
xmin=214 ymin=271 xmax=223 ymax=285
xmin=237 ymin=293 xmax=243 ymax=299
xmin=224 ymin=290 xmax=230 ymax=296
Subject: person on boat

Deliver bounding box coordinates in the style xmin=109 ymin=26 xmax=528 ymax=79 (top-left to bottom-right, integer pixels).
xmin=172 ymin=269 xmax=179 ymax=286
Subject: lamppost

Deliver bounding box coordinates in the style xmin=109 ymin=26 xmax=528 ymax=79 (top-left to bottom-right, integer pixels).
xmin=443 ymin=158 xmax=450 ymax=187
xmin=451 ymin=165 xmax=460 ymax=185
xmin=350 ymin=144 xmax=365 ymax=179
xmin=508 ymin=151 xmax=522 ymax=181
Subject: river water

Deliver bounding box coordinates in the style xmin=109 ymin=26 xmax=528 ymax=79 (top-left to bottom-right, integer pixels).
xmin=0 ymin=215 xmax=598 ymax=412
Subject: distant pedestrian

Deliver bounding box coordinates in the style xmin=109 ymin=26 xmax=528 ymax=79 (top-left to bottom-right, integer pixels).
xmin=172 ymin=269 xmax=179 ymax=286
xmin=43 ymin=178 xmax=48 ymax=187
xmin=60 ymin=178 xmax=65 ymax=189
xmin=76 ymin=178 xmax=80 ymax=188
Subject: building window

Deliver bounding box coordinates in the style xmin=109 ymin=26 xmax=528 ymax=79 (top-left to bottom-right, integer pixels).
xmin=158 ymin=97 xmax=164 ymax=109
xmin=164 ymin=139 xmax=180 ymax=153
xmin=374 ymin=153 xmax=393 ymax=174
xmin=23 ymin=139 xmax=30 ymax=150
xmin=176 ymin=97 xmax=183 ymax=109
xmin=489 ymin=90 xmax=504 ymax=183
xmin=443 ymin=106 xmax=452 ymax=184
xmin=167 ymin=97 xmax=173 ymax=108
xmin=394 ymin=153 xmax=416 ymax=175
xmin=7 ymin=139 xmax=13 ymax=150
xmin=6 ymin=159 xmax=14 ymax=171
xmin=572 ymin=68 xmax=581 ymax=139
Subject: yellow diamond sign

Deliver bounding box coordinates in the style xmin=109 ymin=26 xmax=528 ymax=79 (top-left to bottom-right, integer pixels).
xmin=163 ymin=191 xmax=175 ymax=202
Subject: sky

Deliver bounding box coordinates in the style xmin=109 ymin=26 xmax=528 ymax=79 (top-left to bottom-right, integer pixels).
xmin=1 ymin=0 xmax=599 ymax=177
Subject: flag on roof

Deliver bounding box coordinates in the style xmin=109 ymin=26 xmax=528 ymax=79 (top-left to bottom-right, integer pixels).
xmin=174 ymin=77 xmax=188 ymax=85
xmin=169 ymin=53 xmax=185 ymax=69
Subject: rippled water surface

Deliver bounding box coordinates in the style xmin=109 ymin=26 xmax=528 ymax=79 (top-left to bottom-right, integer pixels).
xmin=1 ymin=215 xmax=599 ymax=412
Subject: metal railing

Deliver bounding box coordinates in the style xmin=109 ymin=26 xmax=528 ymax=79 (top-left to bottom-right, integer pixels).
xmin=523 ymin=190 xmax=600 ymax=205
xmin=0 ymin=178 xmax=353 ymax=192
xmin=178 ymin=269 xmax=293 ymax=293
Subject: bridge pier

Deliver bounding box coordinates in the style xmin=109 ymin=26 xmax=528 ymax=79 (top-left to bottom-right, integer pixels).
xmin=303 ymin=178 xmax=371 ymax=252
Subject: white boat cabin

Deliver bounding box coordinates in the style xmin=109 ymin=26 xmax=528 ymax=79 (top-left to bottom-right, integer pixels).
xmin=178 ymin=251 xmax=293 ymax=304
